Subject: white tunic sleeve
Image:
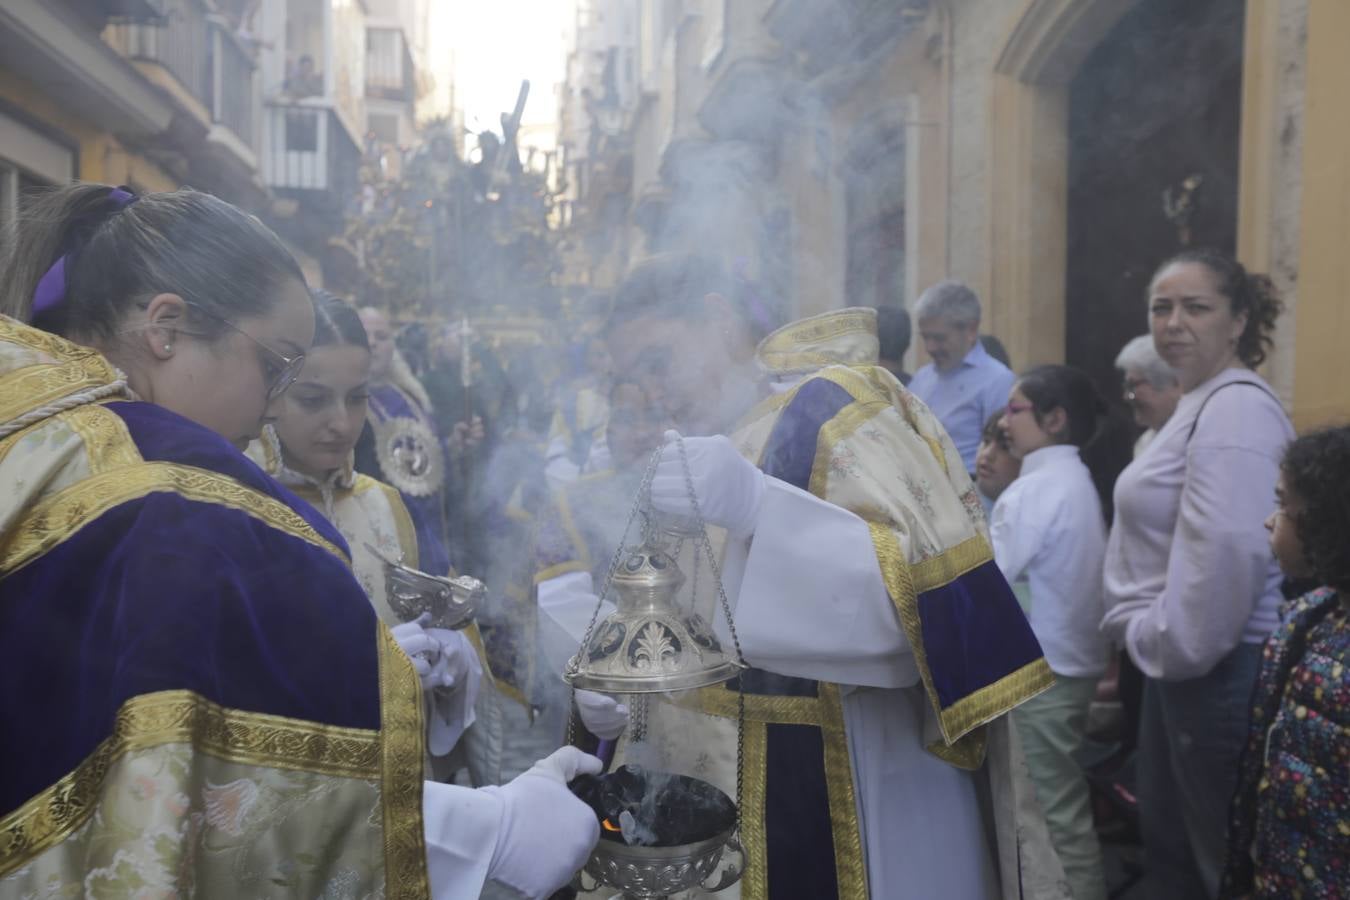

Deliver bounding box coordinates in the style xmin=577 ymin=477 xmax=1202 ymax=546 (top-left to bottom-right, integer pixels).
xmin=536 ymin=570 xmax=616 ymax=678
xmin=723 ymin=476 xmax=919 ymax=689
xmin=422 ymin=780 xmax=501 ymax=899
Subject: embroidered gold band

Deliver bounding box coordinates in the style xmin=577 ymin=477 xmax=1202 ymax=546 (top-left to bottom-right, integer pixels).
xmin=0 ymin=320 xmax=124 ymax=427
xmin=376 ymin=625 xmax=431 ymax=900
xmin=0 ymin=689 xmax=382 ymax=878
xmin=0 ymin=460 xmax=349 ymax=574
xmin=869 ymin=523 xmax=1053 ymax=752
xmin=697 ymin=684 xmax=867 ymax=898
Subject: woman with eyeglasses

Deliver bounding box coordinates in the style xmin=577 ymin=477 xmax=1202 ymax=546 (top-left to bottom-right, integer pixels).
xmin=0 ymin=183 xmax=599 ymax=899
xmin=991 ymin=365 xmax=1113 ymax=900
xmin=252 ymin=290 xmax=499 ymax=787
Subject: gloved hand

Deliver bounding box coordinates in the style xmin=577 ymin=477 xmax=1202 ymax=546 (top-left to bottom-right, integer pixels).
xmin=424 ymin=627 xmax=483 ymax=757
xmin=483 ymin=746 xmax=603 ymax=898
xmin=390 ymin=615 xmax=443 ymax=692
xmin=425 ymin=627 xmax=476 ymax=690
xmin=574 ymin=689 xmax=629 ymax=740
xmin=650 ymin=430 xmax=766 ymax=537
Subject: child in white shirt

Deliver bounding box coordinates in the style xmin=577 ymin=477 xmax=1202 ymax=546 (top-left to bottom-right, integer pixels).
xmin=993 ymin=364 xmax=1112 ymax=900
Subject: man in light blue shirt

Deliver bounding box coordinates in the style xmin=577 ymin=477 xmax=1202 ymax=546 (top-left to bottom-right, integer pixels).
xmin=908 ymin=280 xmax=1016 ymax=473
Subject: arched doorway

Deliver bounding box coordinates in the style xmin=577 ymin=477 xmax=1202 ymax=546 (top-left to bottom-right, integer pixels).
xmin=1064 ymin=0 xmax=1245 ymax=395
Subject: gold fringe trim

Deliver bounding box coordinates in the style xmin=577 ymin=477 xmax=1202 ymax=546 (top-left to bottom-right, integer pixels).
xmin=0 ymin=461 xmax=350 ymax=574
xmin=376 ymin=624 xmax=431 ymax=900
xmin=0 ymin=689 xmax=382 ymax=879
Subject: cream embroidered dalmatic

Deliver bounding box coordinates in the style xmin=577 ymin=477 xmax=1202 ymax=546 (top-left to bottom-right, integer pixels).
xmin=251 ymin=433 xmax=503 ymax=786
xmin=590 ymin=309 xmax=1066 ymax=900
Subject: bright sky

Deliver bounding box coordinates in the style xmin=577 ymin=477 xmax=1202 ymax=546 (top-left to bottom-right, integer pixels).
xmin=426 ymin=0 xmax=575 ymax=162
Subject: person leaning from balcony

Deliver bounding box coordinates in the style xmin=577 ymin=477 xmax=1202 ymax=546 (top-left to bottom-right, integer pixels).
xmin=0 ymin=183 xmax=599 ymax=899
xmin=992 ymin=365 xmax=1114 ymax=900
xmin=1220 ymin=425 xmax=1350 ymax=900
xmin=1115 ymin=334 xmax=1182 ymax=456
xmin=874 ymin=304 xmax=912 ymax=385
xmin=1100 ymin=250 xmax=1294 ymax=900
xmin=908 ymin=280 xmax=1016 ymax=476
xmin=284 ymin=53 xmax=323 ymax=98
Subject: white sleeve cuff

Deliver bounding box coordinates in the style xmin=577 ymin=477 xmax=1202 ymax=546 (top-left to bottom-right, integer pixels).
xmin=423 ymin=781 xmax=502 ymax=900
xmin=732 ymin=476 xmax=919 ymax=688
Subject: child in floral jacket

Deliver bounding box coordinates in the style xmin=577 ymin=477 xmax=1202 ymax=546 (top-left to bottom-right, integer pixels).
xmin=1220 ymin=425 xmax=1350 ymax=899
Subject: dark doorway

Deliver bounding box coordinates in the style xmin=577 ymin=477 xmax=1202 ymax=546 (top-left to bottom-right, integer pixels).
xmin=1065 ymin=0 xmax=1245 ymax=398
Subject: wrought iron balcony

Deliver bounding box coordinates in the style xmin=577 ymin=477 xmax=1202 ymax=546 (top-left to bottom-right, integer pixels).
xmin=262 ymin=102 xmax=360 ymax=200
xmin=104 ymin=0 xmax=257 ymax=149
xmin=365 ymin=26 xmax=414 ymax=103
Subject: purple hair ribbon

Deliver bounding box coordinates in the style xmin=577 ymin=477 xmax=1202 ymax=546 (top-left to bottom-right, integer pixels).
xmin=30 ymin=187 xmax=138 ymax=319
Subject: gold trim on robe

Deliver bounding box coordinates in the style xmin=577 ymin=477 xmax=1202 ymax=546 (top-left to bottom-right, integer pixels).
xmin=0 ymin=460 xmax=350 ymax=574
xmin=756 ymin=308 xmax=881 ymax=377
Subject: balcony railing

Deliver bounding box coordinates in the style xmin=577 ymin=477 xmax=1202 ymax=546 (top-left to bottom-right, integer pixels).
xmin=105 ymin=1 xmax=257 ymax=149
xmin=207 ymin=23 xmax=255 ymax=146
xmin=365 ymin=27 xmax=413 ymax=102
xmin=105 ymin=0 xmax=211 ymax=103
xmin=263 ymin=103 xmax=360 ymax=197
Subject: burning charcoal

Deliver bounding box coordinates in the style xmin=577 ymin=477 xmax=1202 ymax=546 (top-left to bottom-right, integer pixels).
xmin=571 ymin=766 xmax=736 ymax=847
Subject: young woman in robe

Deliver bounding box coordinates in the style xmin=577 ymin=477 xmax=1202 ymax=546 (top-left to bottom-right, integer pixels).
xmin=254 ymin=291 xmax=500 ymax=785
xmin=0 ymin=183 xmax=598 ymax=899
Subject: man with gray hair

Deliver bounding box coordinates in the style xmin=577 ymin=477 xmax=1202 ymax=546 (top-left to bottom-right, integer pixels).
xmin=908 ymin=280 xmax=1015 ymax=473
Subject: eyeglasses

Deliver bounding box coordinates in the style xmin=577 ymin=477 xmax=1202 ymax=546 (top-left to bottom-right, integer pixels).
xmin=185 ymin=303 xmax=306 ymax=401
xmin=1004 ymin=402 xmax=1033 ymax=417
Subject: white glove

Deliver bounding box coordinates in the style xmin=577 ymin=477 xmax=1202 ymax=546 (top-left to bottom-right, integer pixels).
xmin=574 ymin=689 xmax=629 ymax=740
xmin=390 ymin=616 xmax=443 ymax=692
xmin=424 ymin=628 xmax=483 ymax=757
xmin=425 ymin=627 xmax=476 ymax=690
xmin=650 ymin=430 xmax=766 ymax=537
xmin=483 ymin=746 xmax=603 ymax=898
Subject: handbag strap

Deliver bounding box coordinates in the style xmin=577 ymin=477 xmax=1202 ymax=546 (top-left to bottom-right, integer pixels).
xmin=1186 ymin=379 xmax=1280 ymax=444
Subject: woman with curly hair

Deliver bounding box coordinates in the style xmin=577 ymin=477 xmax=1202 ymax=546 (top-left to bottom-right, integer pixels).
xmin=1099 ymin=250 xmax=1295 ymax=898
xmin=1219 ymin=425 xmax=1350 ymax=899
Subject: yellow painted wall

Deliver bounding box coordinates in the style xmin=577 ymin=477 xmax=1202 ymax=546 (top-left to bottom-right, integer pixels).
xmin=0 ymin=68 xmax=177 ymax=191
xmin=1291 ymin=0 xmax=1350 ymax=430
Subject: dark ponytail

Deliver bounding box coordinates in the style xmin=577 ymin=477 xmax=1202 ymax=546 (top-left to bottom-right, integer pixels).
xmin=1 ymin=183 xmax=305 ymax=341
xmin=1018 ymin=364 xmax=1123 ymax=520
xmin=1154 ymin=248 xmax=1282 ymax=368
xmin=310 ymin=289 xmax=369 ymax=350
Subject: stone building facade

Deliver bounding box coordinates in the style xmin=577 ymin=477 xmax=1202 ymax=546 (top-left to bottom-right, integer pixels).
xmin=558 ymin=0 xmax=1348 ymax=429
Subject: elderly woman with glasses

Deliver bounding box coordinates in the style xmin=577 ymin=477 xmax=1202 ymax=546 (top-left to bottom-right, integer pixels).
xmin=1115 ymin=334 xmax=1182 ymax=456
